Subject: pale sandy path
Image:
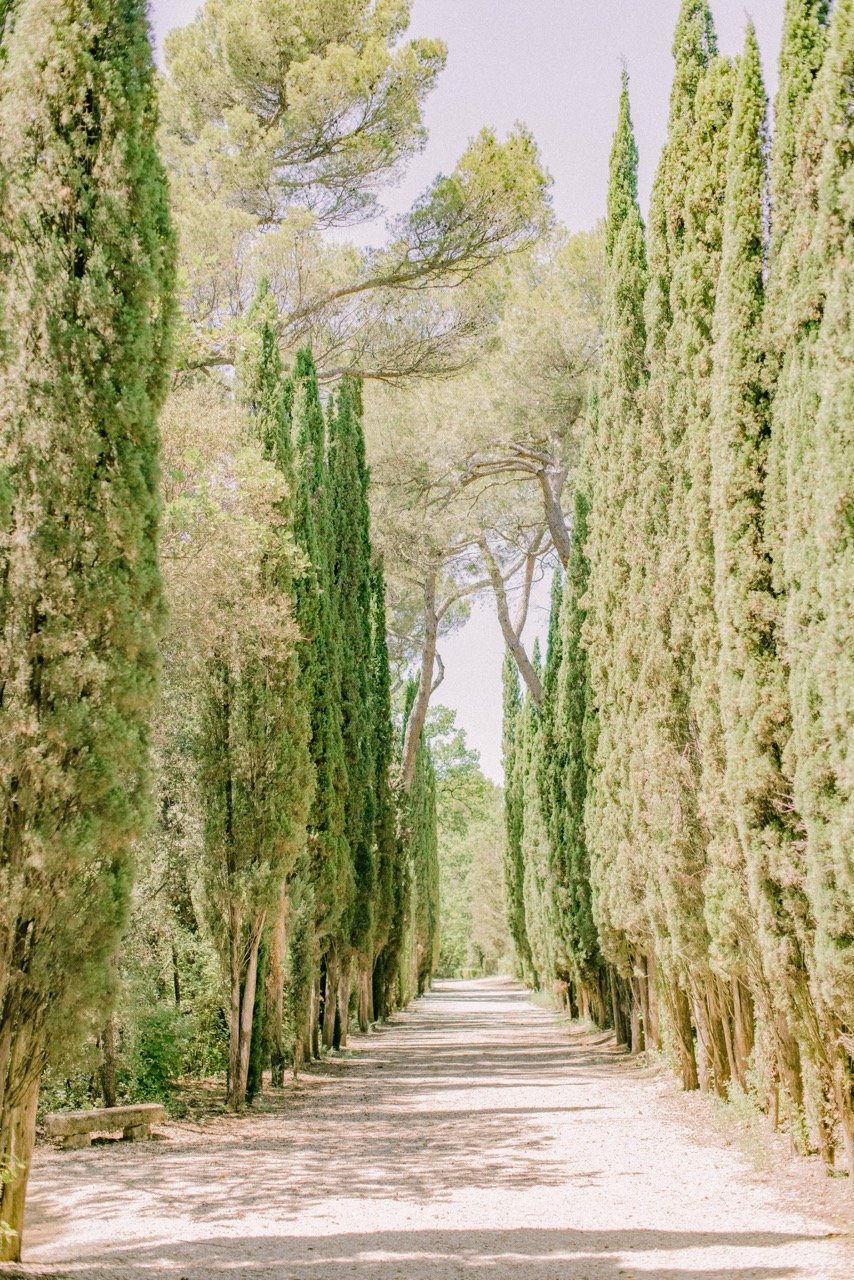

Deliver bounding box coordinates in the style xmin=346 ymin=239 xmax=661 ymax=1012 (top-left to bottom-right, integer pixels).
xmin=7 ymin=977 xmax=852 ymax=1279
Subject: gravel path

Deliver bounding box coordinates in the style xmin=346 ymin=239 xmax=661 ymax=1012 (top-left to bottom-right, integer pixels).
xmin=9 ymin=977 xmax=853 ymax=1278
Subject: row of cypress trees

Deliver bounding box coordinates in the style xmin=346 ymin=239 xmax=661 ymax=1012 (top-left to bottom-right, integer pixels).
xmin=0 ymin=2 xmax=439 ymax=1256
xmin=504 ymin=0 xmax=852 ymax=1168
xmin=207 ymin=288 xmax=440 ymax=1110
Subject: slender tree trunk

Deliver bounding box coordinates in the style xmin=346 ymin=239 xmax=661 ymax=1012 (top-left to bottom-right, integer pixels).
xmin=401 ymin=566 xmax=440 ymax=791
xmin=0 ymin=1074 xmax=40 ymax=1263
xmin=322 ymin=950 xmax=339 ymax=1049
xmin=336 ymin=957 xmax=351 ymax=1049
xmin=267 ymin=887 xmax=288 ymax=1087
xmin=608 ymin=967 xmax=629 ymax=1048
xmin=100 ymin=1016 xmax=117 ymax=1109
xmin=358 ymin=960 xmax=373 ymax=1033
xmin=226 ymin=920 xmax=264 ymax=1111
xmin=669 ymin=983 xmax=699 ymax=1091
xmin=310 ymin=972 xmax=320 ymax=1060
xmin=171 ymin=941 xmax=181 ymax=1008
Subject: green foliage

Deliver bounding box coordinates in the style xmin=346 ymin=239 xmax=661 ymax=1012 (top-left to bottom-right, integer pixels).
xmin=291 ymin=350 xmax=349 ymax=951
xmin=329 ymin=380 xmax=376 ymax=959
xmin=0 ymin=0 xmax=174 ymax=1253
xmin=501 ymin=652 xmax=534 ymax=980
xmin=430 ymin=708 xmax=512 ymax=979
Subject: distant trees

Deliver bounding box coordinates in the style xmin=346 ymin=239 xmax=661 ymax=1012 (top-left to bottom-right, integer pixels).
xmin=0 ymin=0 xmax=174 ymax=1257
xmin=501 ymin=0 xmax=853 ymax=1168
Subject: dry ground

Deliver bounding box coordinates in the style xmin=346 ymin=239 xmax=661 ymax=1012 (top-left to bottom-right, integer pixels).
xmin=5 ymin=977 xmax=853 ymax=1279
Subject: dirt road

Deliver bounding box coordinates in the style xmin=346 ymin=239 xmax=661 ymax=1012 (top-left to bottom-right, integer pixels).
xmin=10 ymin=978 xmax=852 ymax=1278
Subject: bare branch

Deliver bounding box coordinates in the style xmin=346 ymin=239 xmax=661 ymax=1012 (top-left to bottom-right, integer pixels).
xmin=478 ymin=537 xmax=543 ymax=707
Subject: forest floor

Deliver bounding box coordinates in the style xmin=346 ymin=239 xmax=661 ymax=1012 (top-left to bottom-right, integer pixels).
xmin=6 ymin=977 xmax=854 ymax=1279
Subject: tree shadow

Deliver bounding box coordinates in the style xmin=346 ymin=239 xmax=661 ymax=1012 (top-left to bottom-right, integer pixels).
xmin=0 ymin=1225 xmax=824 ymax=1279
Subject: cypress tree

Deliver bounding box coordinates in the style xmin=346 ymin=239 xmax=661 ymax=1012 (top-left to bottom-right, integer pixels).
xmin=241 ymin=284 xmax=315 ymax=1090
xmin=631 ymin=0 xmax=738 ymax=1092
xmin=328 ymin=379 xmax=376 ymax=1031
xmin=762 ymin=0 xmax=840 ymax=1154
xmin=369 ymin=560 xmax=403 ymax=1022
xmin=551 ymin=493 xmax=606 ymax=1021
xmin=517 ymin=642 xmax=553 ymax=990
xmin=707 ymin=23 xmax=776 ymax=1095
xmin=0 ymin=0 xmax=174 ymax=1255
xmin=399 ymin=682 xmax=440 ymax=999
xmin=501 ymin=651 xmax=535 ymax=981
xmin=584 ymin=72 xmax=652 ymax=1001
xmin=785 ymin=0 xmax=854 ymax=1164
xmin=290 ymin=350 xmax=349 ymax=1050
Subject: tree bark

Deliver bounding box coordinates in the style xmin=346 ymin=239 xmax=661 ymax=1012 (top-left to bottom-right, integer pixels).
xmin=226 ymin=917 xmax=264 ymax=1111
xmin=479 ymin=538 xmax=543 ymax=706
xmin=336 ymin=956 xmax=351 ymax=1049
xmin=0 ymin=1073 xmax=40 ymax=1263
xmin=100 ymin=1016 xmax=117 ymax=1109
xmin=401 ymin=564 xmax=440 ymax=791
xmin=267 ymin=887 xmax=288 ymax=1087
xmin=322 ymin=950 xmax=339 ymax=1050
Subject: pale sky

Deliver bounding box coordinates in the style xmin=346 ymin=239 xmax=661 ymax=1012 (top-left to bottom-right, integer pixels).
xmin=149 ymin=0 xmax=786 ymax=782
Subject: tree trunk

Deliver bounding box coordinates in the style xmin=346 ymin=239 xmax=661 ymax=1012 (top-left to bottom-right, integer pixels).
xmin=608 ymin=967 xmax=629 ymax=1047
xmin=358 ymin=960 xmax=373 ymax=1033
xmin=0 ymin=1074 xmax=40 ymax=1263
xmin=336 ymin=958 xmax=351 ymax=1049
xmin=322 ymin=950 xmax=339 ymax=1050
xmin=226 ymin=920 xmax=263 ymax=1111
xmin=669 ymin=983 xmax=699 ymax=1091
xmin=100 ymin=1015 xmax=117 ymax=1109
xmin=267 ymin=886 xmax=288 ymax=1087
xmin=310 ymin=972 xmax=321 ymax=1060
xmin=171 ymin=940 xmax=181 ymax=1008
xmin=401 ymin=566 xmax=440 ymax=791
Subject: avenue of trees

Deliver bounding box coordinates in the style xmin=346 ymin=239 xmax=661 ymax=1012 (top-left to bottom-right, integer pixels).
xmin=0 ymin=0 xmax=850 ymax=1262
xmin=504 ymin=0 xmax=853 ymax=1174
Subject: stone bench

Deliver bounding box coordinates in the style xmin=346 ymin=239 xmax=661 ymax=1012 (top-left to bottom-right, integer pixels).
xmin=44 ymin=1103 xmax=166 ymax=1149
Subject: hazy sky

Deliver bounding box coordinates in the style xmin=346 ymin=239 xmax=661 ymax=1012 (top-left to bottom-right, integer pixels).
xmin=149 ymin=0 xmax=786 ymax=781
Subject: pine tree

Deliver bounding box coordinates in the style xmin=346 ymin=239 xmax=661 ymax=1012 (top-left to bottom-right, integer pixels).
xmin=0 ymin=0 xmax=174 ymax=1255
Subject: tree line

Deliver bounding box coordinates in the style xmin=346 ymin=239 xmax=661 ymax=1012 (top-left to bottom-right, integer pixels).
xmin=503 ymin=0 xmax=853 ymax=1173
xmin=0 ymin=0 xmax=551 ymax=1258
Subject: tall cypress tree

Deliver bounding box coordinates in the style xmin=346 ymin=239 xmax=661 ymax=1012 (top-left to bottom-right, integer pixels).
xmin=633 ymin=0 xmax=736 ymax=1092
xmin=707 ymin=23 xmax=776 ymax=1096
xmin=328 ymin=379 xmax=375 ymax=1030
xmin=241 ymin=283 xmax=315 ymax=1093
xmin=762 ymin=0 xmax=837 ymax=1152
xmin=0 ymin=0 xmax=174 ymax=1255
xmin=199 ymin=293 xmax=313 ymax=1114
xmin=501 ymin=651 xmax=534 ymax=981
xmin=785 ymin=0 xmax=854 ymax=1165
xmin=290 ymin=350 xmax=348 ymax=1047
xmin=369 ymin=560 xmax=403 ymax=1021
xmin=584 ymin=72 xmax=652 ymax=995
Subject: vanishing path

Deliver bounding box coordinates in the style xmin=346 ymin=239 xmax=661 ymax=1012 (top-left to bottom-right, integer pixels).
xmin=13 ymin=978 xmax=853 ymax=1278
